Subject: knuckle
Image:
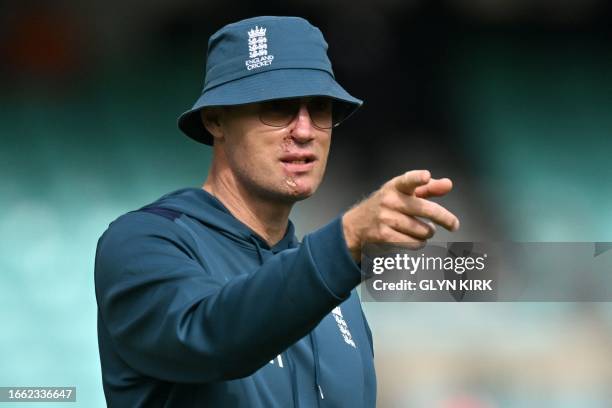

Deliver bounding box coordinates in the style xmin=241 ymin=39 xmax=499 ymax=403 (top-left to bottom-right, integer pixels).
xmin=379 ymin=193 xmax=395 ymax=209
xmin=430 ymin=206 xmax=443 ymax=222
xmin=373 ymin=224 xmax=386 ymax=241
xmin=379 ymin=225 xmax=395 ymax=242
xmin=379 ymin=209 xmax=401 ymax=227
xmin=420 ymin=203 xmax=434 ymax=219
xmin=376 ymin=210 xmax=391 ymax=225
xmin=382 ymin=179 xmax=395 ymax=192
xmin=391 ymin=217 xmax=404 ymax=232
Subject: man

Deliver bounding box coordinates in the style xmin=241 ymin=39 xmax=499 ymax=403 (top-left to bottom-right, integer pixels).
xmin=95 ymin=16 xmax=459 ymax=407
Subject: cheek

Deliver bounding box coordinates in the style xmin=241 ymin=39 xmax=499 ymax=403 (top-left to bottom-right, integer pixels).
xmin=231 ymin=139 xmax=281 ymax=184
xmin=237 ymin=144 xmax=270 ymax=173
xmin=317 ymin=135 xmax=332 ymax=167
xmin=225 ymin=127 xmax=271 ymax=166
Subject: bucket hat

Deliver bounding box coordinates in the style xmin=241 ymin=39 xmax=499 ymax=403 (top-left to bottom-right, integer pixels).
xmin=177 ymin=16 xmax=363 ymax=145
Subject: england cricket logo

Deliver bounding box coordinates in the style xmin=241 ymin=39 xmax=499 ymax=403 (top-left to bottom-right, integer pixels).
xmin=245 ymin=26 xmax=274 ymax=71
xmin=332 ymin=306 xmax=356 ymax=348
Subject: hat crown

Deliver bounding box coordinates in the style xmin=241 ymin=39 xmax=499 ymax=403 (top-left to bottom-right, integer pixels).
xmin=177 ymin=15 xmax=362 ymax=145
xmin=203 ymin=16 xmax=333 ymax=92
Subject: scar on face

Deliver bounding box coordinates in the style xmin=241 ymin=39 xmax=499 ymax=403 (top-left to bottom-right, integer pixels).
xmin=285 ymin=177 xmax=297 ymax=188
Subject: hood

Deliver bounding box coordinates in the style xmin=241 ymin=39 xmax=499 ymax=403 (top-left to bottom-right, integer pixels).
xmin=143 ymin=187 xmax=298 ymax=253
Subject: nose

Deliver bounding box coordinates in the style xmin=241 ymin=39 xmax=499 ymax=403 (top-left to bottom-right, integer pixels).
xmin=288 ymin=103 xmax=315 ymax=143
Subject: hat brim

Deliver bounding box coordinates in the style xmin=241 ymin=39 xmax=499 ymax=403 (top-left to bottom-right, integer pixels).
xmin=177 ymin=68 xmax=362 ymax=145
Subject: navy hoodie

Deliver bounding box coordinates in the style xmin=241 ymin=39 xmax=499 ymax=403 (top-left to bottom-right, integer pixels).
xmin=95 ymin=188 xmax=377 ymax=407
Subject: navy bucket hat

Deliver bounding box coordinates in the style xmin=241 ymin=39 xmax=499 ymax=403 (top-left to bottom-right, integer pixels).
xmin=178 ymin=16 xmax=363 ymax=145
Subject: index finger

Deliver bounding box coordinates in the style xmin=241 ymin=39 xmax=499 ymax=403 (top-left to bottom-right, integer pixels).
xmin=394 ymin=170 xmax=431 ymax=195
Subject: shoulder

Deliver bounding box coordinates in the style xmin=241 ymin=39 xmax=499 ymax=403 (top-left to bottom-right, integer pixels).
xmin=100 ymin=208 xmax=181 ymax=243
xmin=94 ymin=207 xmax=202 ymax=296
xmin=99 ymin=187 xmax=198 ymax=241
xmin=95 ymin=206 xmax=195 ymax=269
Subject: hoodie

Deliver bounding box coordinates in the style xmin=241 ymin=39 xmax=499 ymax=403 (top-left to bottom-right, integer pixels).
xmin=95 ymin=188 xmax=377 ymax=407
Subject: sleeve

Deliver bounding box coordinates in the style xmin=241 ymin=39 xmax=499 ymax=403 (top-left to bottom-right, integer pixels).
xmin=360 ymin=307 xmax=374 ymax=357
xmin=94 ymin=212 xmax=363 ymax=383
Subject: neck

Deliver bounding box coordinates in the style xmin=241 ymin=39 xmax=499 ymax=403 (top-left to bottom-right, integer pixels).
xmin=203 ymin=161 xmax=292 ymax=246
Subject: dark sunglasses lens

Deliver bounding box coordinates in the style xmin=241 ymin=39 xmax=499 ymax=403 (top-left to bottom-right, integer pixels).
xmin=331 ymin=101 xmax=353 ymax=128
xmin=307 ymin=97 xmax=333 ymax=129
xmin=259 ymin=100 xmax=300 ymax=127
xmin=259 ymin=98 xmax=351 ymax=129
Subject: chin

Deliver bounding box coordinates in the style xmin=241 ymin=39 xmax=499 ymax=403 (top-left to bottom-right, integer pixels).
xmin=287 ymin=190 xmax=314 ymax=202
xmin=270 ymin=180 xmax=315 ymax=203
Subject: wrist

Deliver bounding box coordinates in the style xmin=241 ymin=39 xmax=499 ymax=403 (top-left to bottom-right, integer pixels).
xmin=342 ymin=210 xmax=361 ymax=262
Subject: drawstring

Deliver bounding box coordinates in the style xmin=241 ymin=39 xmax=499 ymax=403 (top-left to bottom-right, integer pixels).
xmin=310 ymin=331 xmax=324 ymax=406
xmin=250 ymin=235 xmax=265 ymax=265
xmin=249 ymin=235 xmax=300 ymax=408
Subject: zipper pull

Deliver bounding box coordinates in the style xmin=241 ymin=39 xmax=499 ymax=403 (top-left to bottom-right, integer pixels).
xmin=318 ymin=384 xmax=325 ymax=400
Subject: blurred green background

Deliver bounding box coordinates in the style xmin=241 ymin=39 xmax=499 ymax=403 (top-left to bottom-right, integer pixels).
xmin=1 ymin=1 xmax=612 ymax=407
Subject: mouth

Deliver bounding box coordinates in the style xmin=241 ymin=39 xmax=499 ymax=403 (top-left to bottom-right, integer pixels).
xmin=279 ymin=154 xmax=317 ymax=173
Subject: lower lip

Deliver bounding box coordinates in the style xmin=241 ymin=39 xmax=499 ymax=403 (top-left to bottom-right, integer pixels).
xmin=280 ymin=160 xmax=316 ymax=173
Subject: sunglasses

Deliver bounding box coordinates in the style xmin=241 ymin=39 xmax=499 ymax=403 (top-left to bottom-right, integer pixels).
xmin=257 ymin=97 xmax=352 ymax=130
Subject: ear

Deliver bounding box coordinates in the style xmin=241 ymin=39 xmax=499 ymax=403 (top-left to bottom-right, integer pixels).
xmin=200 ymin=108 xmax=224 ymax=141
